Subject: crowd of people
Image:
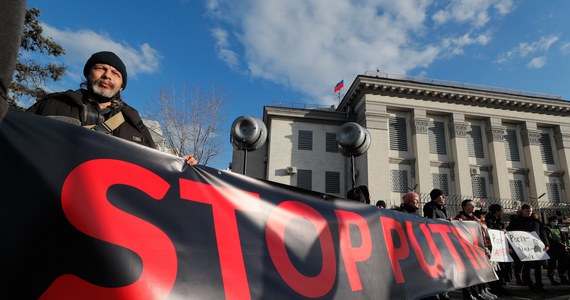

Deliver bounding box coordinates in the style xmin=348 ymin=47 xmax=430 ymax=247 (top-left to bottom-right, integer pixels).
xmin=376 ymin=190 xmax=570 ymax=300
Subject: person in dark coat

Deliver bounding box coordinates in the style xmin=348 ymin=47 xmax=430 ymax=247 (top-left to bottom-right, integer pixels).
xmin=27 ymin=51 xmax=197 ymax=165
xmin=422 ymin=189 xmax=450 ymax=300
xmin=423 ymin=189 xmax=449 ymax=220
xmin=396 ymin=192 xmax=419 ymax=214
xmin=506 ymin=204 xmax=550 ymax=292
xmin=485 ymin=204 xmax=511 ymax=295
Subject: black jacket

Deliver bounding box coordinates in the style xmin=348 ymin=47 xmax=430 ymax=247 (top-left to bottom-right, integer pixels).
xmin=27 ymin=89 xmax=156 ymax=148
xmin=507 ymin=215 xmax=549 ymax=247
xmin=485 ymin=213 xmax=505 ymax=230
xmin=423 ymin=200 xmax=448 ymax=219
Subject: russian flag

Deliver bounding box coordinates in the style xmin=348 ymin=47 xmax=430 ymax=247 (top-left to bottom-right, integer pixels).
xmin=334 ymin=80 xmax=344 ymax=93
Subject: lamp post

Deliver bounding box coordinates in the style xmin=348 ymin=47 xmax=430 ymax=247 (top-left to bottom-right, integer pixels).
xmin=230 ymin=116 xmax=267 ymax=176
xmin=337 ymin=122 xmax=371 ymax=203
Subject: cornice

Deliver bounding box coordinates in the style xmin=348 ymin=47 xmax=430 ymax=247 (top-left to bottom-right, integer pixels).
xmin=341 ymin=76 xmax=570 ymax=116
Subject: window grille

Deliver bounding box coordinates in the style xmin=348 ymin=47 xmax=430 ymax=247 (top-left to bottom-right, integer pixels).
xmin=390 ymin=116 xmax=408 ymax=151
xmin=505 ymin=129 xmax=520 ymax=161
xmin=325 ymin=171 xmax=340 ymax=194
xmin=539 ymin=133 xmax=555 ymax=164
xmin=471 ymin=176 xmax=487 ymax=198
xmin=298 ymin=130 xmax=313 ymax=151
xmin=429 ymin=121 xmax=447 ymax=155
xmin=297 ymin=169 xmax=312 ymax=190
xmin=509 ymin=180 xmax=524 ymax=202
xmin=325 ymin=133 xmax=338 ymax=153
xmin=467 ymin=125 xmax=485 ymax=158
xmin=547 ymin=183 xmax=561 ymax=203
xmin=432 ymin=173 xmax=449 ymax=196
xmin=391 ymin=170 xmax=409 ymax=193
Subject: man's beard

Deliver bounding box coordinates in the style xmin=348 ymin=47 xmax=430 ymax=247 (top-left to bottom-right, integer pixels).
xmin=91 ymin=79 xmax=118 ymax=99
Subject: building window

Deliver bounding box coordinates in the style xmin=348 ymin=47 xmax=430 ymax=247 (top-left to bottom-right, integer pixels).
xmin=539 ymin=133 xmax=555 ymax=164
xmin=391 ymin=170 xmax=408 ymax=192
xmin=390 ymin=116 xmax=408 ymax=151
xmin=432 ymin=173 xmax=449 ymax=196
xmin=325 ymin=133 xmax=338 ymax=153
xmin=325 ymin=171 xmax=340 ymax=194
xmin=467 ymin=125 xmax=485 ymax=158
xmin=429 ymin=121 xmax=447 ymax=155
xmin=471 ymin=176 xmax=487 ymax=198
xmin=547 ymin=182 xmax=561 ymax=203
xmin=505 ymin=129 xmax=520 ymax=161
xmin=298 ymin=130 xmax=313 ymax=151
xmin=509 ymin=180 xmax=524 ymax=202
xmin=297 ymin=169 xmax=312 ymax=190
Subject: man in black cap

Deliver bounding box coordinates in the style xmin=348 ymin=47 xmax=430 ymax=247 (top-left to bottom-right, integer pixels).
xmin=28 ymin=51 xmax=154 ymax=146
xmin=423 ymin=188 xmax=449 ymax=220
xmin=27 ymin=51 xmax=197 ymax=164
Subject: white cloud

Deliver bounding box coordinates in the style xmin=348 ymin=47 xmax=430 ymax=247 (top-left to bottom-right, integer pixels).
xmin=527 ymin=56 xmax=546 ymax=69
xmin=442 ymin=32 xmax=491 ymax=55
xmin=206 ymin=0 xmax=514 ymax=105
xmin=561 ymin=42 xmax=570 ymax=55
xmin=211 ymin=27 xmax=240 ymax=70
xmin=433 ymin=0 xmax=514 ymax=27
xmin=497 ymin=34 xmax=560 ymax=64
xmin=41 ymin=23 xmax=161 ymax=80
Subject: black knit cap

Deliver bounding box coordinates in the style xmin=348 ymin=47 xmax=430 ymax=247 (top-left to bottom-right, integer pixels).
xmin=83 ymin=51 xmax=127 ymax=89
xmin=430 ymin=188 xmax=444 ymax=200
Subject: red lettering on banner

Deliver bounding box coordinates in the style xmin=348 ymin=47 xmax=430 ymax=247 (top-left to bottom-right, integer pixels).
xmin=334 ymin=209 xmax=372 ymax=291
xmin=41 ymin=159 xmax=176 ymax=300
xmin=449 ymin=226 xmax=483 ymax=270
xmin=467 ymin=226 xmax=491 ymax=268
xmin=179 ymin=178 xmax=261 ymax=300
xmin=406 ymin=222 xmax=443 ymax=279
xmin=380 ymin=216 xmax=409 ymax=284
xmin=266 ymin=201 xmax=336 ymax=298
xmin=428 ymin=224 xmax=465 ymax=272
xmin=450 ymin=226 xmax=490 ymax=270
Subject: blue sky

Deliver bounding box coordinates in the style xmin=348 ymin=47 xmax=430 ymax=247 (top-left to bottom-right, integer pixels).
xmin=26 ymin=0 xmax=570 ymax=169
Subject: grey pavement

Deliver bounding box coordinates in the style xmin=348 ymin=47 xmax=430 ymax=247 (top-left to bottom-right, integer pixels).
xmin=446 ymin=267 xmax=570 ymax=300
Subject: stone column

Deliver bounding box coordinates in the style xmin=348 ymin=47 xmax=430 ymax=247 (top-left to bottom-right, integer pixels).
xmin=554 ymin=125 xmax=570 ymax=202
xmin=449 ymin=113 xmax=471 ymax=196
xmin=359 ymin=97 xmax=390 ymax=204
xmin=411 ymin=109 xmax=431 ymax=195
xmin=486 ymin=118 xmax=509 ymax=199
xmin=521 ymin=122 xmax=546 ymax=202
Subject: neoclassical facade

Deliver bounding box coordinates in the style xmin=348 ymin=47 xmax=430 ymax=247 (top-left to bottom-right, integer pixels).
xmin=231 ymin=74 xmax=570 ymax=213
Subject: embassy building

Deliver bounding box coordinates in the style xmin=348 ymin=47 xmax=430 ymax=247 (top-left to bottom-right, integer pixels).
xmin=231 ymin=73 xmax=570 ymax=217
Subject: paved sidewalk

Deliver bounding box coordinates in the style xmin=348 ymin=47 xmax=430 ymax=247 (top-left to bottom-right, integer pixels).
xmin=446 ymin=268 xmax=570 ymax=300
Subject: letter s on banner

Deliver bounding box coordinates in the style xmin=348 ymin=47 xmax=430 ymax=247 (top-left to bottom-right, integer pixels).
xmin=41 ymin=159 xmax=176 ymax=300
xmin=266 ymin=201 xmax=336 ymax=298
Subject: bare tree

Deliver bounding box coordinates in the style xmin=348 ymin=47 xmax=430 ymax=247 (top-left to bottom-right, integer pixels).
xmin=147 ymin=82 xmax=227 ymax=166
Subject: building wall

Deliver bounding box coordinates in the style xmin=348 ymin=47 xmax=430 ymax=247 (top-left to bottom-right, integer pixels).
xmin=232 ymin=75 xmax=570 ymax=214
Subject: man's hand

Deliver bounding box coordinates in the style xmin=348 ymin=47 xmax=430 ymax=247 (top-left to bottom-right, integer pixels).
xmin=183 ymin=154 xmax=197 ymax=166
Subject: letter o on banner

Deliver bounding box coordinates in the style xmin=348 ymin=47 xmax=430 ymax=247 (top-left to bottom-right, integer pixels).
xmin=266 ymin=201 xmax=336 ymax=298
xmin=336 ymin=122 xmax=371 ymax=157
xmin=230 ymin=116 xmax=268 ymax=151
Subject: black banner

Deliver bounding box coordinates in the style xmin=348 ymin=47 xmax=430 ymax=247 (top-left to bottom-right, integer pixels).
xmin=0 ymin=110 xmax=497 ymax=299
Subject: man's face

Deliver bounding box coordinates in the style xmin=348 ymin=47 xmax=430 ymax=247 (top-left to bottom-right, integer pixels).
xmin=495 ymin=209 xmax=503 ymax=218
xmin=522 ymin=207 xmax=533 ymax=217
xmin=464 ymin=201 xmax=474 ymax=214
xmin=88 ymin=63 xmax=123 ymax=99
xmin=411 ymin=196 xmax=420 ymax=209
xmin=435 ymin=194 xmax=445 ymax=205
